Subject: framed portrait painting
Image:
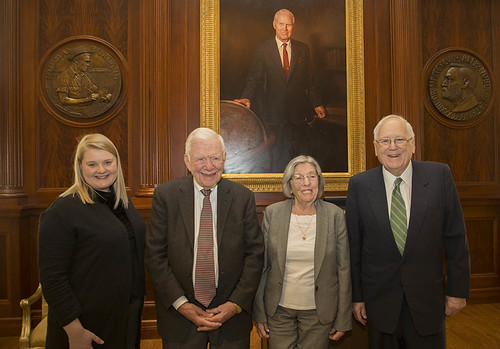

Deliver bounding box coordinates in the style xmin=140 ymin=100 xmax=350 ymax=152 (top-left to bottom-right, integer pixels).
xmin=201 ymin=0 xmax=365 ymax=192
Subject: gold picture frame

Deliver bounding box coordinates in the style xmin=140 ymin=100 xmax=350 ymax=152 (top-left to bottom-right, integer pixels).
xmin=200 ymin=0 xmax=365 ymax=192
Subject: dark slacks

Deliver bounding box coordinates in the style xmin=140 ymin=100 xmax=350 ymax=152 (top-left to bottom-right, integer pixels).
xmin=267 ymin=122 xmax=310 ymax=173
xmin=162 ymin=325 xmax=250 ymax=349
xmin=368 ymin=296 xmax=445 ymax=349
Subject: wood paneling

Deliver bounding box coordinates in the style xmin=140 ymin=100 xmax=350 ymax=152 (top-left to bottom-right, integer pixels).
xmin=466 ymin=219 xmax=495 ymax=274
xmin=389 ymin=0 xmax=424 ymax=156
xmin=421 ymin=0 xmax=498 ymax=185
xmin=361 ymin=0 xmax=392 ymax=170
xmin=36 ymin=0 xmax=131 ymax=191
xmin=0 ymin=0 xmax=24 ymax=198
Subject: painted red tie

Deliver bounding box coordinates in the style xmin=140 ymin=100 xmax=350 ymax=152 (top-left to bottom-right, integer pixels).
xmin=194 ymin=189 xmax=216 ymax=307
xmin=283 ymin=42 xmax=290 ymax=77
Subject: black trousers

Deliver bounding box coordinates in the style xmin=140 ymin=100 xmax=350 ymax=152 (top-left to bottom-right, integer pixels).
xmin=368 ymin=296 xmax=445 ymax=349
xmin=162 ymin=326 xmax=250 ymax=349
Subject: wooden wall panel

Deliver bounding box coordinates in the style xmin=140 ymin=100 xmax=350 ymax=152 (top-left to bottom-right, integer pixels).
xmin=361 ymin=0 xmax=392 ymax=170
xmin=0 ymin=234 xmax=8 ymax=300
xmin=421 ymin=0 xmax=498 ymax=185
xmin=467 ymin=219 xmax=495 ymax=274
xmin=0 ymin=0 xmax=24 ymax=197
xmin=36 ymin=0 xmax=131 ymax=191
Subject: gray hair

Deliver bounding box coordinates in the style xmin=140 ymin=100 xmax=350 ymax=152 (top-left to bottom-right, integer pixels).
xmin=185 ymin=127 xmax=226 ymax=161
xmin=282 ymin=155 xmax=325 ymax=199
xmin=274 ymin=8 xmax=295 ymax=24
xmin=373 ymin=114 xmax=415 ymax=142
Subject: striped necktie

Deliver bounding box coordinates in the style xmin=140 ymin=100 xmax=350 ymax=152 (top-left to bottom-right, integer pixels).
xmin=194 ymin=189 xmax=216 ymax=307
xmin=390 ymin=178 xmax=407 ymax=255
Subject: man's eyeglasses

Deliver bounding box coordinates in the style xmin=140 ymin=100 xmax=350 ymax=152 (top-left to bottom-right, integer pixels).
xmin=291 ymin=173 xmax=318 ymax=182
xmin=193 ymin=156 xmax=223 ymax=166
xmin=375 ymin=137 xmax=413 ymax=147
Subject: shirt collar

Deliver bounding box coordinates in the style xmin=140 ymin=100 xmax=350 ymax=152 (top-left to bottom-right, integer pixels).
xmin=382 ymin=161 xmax=413 ymax=187
xmin=275 ymin=36 xmax=291 ymax=48
xmin=193 ymin=179 xmax=218 ymax=196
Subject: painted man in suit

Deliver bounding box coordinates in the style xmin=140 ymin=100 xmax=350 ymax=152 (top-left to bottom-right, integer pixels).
xmin=346 ymin=114 xmax=470 ymax=349
xmin=146 ymin=127 xmax=264 ymax=348
xmin=235 ymin=8 xmax=326 ymax=172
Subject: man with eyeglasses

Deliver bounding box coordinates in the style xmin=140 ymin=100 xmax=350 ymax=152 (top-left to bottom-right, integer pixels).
xmin=346 ymin=114 xmax=470 ymax=349
xmin=146 ymin=127 xmax=264 ymax=348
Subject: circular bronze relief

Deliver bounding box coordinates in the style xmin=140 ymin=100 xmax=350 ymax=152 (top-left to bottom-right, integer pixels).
xmin=424 ymin=48 xmax=493 ymax=128
xmin=39 ymin=36 xmax=127 ymax=127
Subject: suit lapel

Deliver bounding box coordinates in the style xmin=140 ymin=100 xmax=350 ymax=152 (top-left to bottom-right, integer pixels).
xmin=368 ymin=167 xmax=401 ymax=256
xmin=314 ymin=200 xmax=328 ymax=281
xmin=276 ymin=200 xmax=293 ymax=277
xmin=404 ymin=161 xmax=430 ymax=257
xmin=268 ymin=39 xmax=288 ymax=82
xmin=178 ymin=176 xmax=195 ymax=249
xmin=216 ymin=179 xmax=231 ymax=246
xmin=288 ymin=39 xmax=299 ymax=80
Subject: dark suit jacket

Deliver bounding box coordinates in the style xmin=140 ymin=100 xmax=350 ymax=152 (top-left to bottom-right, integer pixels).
xmin=145 ymin=175 xmax=264 ymax=342
xmin=241 ymin=38 xmax=322 ymax=126
xmin=253 ymin=199 xmax=352 ymax=331
xmin=346 ymin=161 xmax=470 ymax=336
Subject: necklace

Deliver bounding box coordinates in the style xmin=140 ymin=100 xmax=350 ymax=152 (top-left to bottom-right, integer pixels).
xmin=294 ymin=213 xmax=314 ymax=240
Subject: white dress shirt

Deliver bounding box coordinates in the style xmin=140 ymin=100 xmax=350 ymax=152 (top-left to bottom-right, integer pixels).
xmin=172 ymin=180 xmax=219 ymax=309
xmin=275 ymin=36 xmax=291 ymax=68
xmin=382 ymin=163 xmax=412 ymax=226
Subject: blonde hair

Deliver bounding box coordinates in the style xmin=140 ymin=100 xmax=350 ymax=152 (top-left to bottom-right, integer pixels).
xmin=60 ymin=133 xmax=128 ymax=209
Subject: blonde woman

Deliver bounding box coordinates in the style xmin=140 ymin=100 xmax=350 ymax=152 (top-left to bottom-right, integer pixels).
xmin=38 ymin=134 xmax=145 ymax=348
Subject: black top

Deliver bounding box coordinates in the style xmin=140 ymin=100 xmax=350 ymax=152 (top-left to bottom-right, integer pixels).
xmin=38 ymin=190 xmax=146 ymax=348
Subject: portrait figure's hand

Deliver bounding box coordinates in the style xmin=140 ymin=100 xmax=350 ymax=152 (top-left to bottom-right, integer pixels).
xmin=315 ymin=105 xmax=326 ymax=118
xmin=234 ymin=98 xmax=251 ymax=108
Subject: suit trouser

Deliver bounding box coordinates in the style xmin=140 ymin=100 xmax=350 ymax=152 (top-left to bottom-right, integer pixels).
xmin=368 ymin=296 xmax=445 ymax=349
xmin=162 ymin=325 xmax=250 ymax=349
xmin=267 ymin=306 xmax=332 ymax=349
xmin=267 ymin=123 xmax=309 ymax=173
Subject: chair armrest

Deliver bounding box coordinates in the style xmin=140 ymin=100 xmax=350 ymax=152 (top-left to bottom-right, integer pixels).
xmin=19 ymin=284 xmax=43 ymax=349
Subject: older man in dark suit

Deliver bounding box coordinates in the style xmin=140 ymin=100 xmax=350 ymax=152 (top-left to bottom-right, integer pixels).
xmin=146 ymin=127 xmax=264 ymax=348
xmin=346 ymin=115 xmax=470 ymax=349
xmin=235 ymin=8 xmax=326 ymax=172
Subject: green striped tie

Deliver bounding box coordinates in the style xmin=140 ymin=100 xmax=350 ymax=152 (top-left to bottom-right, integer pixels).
xmin=390 ymin=177 xmax=407 ymax=255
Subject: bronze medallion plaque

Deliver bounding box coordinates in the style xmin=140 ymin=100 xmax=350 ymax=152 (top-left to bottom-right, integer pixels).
xmin=40 ymin=37 xmax=126 ymax=126
xmin=425 ymin=48 xmax=493 ymax=127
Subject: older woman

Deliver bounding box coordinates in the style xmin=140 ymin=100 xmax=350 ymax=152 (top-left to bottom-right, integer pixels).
xmin=38 ymin=134 xmax=145 ymax=348
xmin=253 ymin=155 xmax=351 ymax=348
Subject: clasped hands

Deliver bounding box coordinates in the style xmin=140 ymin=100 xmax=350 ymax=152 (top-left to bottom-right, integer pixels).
xmin=178 ymin=301 xmax=238 ymax=332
